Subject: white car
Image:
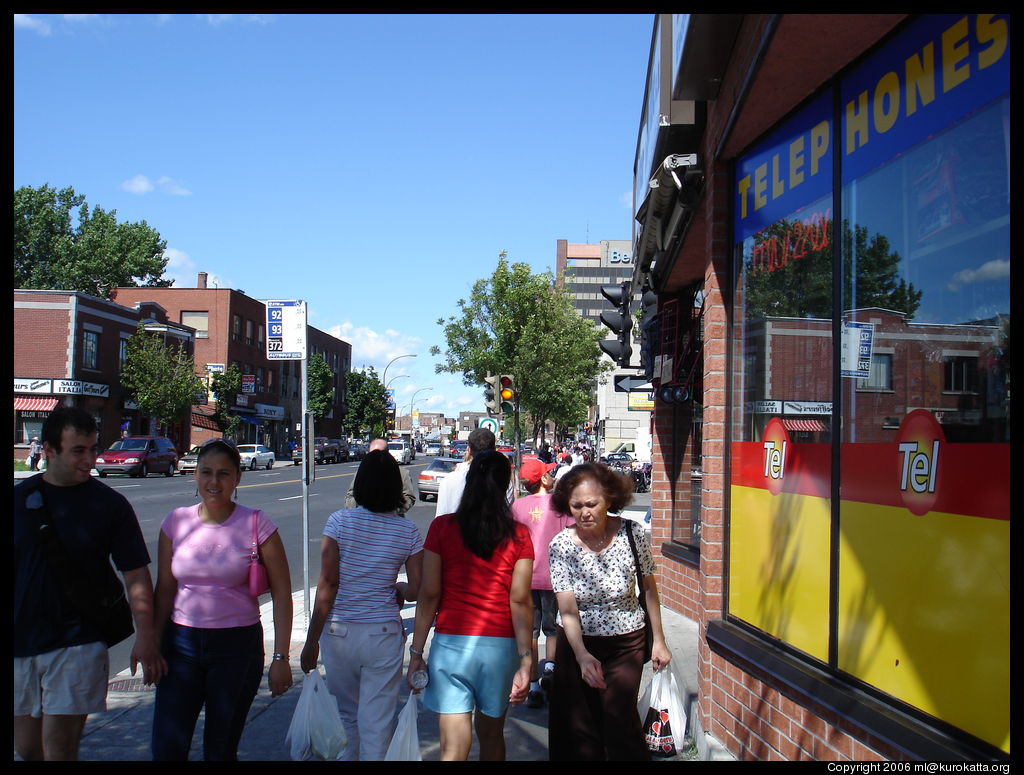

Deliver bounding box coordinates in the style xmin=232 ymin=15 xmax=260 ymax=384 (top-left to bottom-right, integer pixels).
xmin=237 ymin=444 xmax=275 ymax=470
xmin=387 ymin=441 xmax=411 ymax=465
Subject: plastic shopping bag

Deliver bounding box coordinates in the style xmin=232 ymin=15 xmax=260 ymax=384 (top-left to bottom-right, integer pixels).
xmin=384 ymin=693 xmax=422 ymax=761
xmin=286 ymin=670 xmax=347 ymax=761
xmin=637 ymin=667 xmax=687 ymax=757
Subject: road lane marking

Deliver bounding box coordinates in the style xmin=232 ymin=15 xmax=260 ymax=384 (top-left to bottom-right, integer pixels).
xmin=237 ymin=471 xmax=355 ymax=490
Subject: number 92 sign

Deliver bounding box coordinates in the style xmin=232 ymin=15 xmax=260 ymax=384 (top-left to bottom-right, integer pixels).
xmin=265 ymin=300 xmax=307 ymax=360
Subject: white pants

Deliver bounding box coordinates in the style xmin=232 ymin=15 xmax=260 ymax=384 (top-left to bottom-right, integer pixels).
xmin=320 ymin=619 xmax=405 ymax=761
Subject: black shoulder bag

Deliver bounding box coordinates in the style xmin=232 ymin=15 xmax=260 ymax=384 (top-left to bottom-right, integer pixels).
xmin=23 ymin=475 xmax=135 ymax=648
xmin=625 ymin=519 xmax=654 ymax=663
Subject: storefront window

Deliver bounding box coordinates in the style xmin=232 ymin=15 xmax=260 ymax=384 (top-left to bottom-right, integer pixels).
xmin=728 ymin=14 xmax=1010 ymax=753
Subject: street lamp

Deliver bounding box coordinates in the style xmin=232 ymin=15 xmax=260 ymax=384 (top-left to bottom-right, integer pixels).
xmin=407 ymin=387 xmax=434 ymax=443
xmin=381 ymin=354 xmax=416 ymax=436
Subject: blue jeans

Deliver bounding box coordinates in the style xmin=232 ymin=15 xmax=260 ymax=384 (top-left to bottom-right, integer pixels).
xmin=152 ymin=622 xmax=264 ymax=761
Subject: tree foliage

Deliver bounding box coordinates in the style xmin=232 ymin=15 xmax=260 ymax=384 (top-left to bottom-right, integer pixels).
xmin=210 ymin=365 xmax=243 ymax=438
xmin=345 ymin=367 xmax=388 ymax=439
xmin=14 ymin=183 xmax=170 ymax=299
xmin=306 ymin=353 xmax=336 ymax=430
xmin=744 ymin=218 xmax=922 ymax=320
xmin=120 ymin=323 xmax=205 ymax=431
xmin=430 ymin=252 xmax=608 ymax=441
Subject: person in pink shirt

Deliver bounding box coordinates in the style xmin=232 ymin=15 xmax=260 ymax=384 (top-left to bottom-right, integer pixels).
xmin=151 ymin=439 xmax=293 ymax=760
xmin=510 ymin=457 xmax=572 ymax=708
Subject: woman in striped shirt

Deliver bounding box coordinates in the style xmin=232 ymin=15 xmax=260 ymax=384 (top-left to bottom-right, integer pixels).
xmin=300 ymin=450 xmax=424 ymax=760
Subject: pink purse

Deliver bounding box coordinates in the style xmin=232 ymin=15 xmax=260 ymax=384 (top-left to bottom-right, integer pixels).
xmin=248 ymin=509 xmax=271 ymax=597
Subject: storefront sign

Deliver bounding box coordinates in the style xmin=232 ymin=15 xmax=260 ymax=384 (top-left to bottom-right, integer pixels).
xmin=241 ymin=375 xmax=256 ymax=393
xmin=782 ymin=401 xmax=832 ymax=415
xmin=54 ymin=379 xmax=109 ymax=397
xmin=14 ymin=378 xmax=53 ymax=394
xmin=255 ymin=403 xmax=285 ymax=420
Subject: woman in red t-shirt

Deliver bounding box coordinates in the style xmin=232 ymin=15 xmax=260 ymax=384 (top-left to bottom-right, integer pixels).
xmin=407 ymin=450 xmax=534 ymax=761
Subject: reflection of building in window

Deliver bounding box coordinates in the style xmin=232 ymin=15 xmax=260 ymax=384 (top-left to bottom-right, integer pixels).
xmin=83 ymin=330 xmax=99 ymax=369
xmin=857 ymin=353 xmax=892 ymax=390
xmin=944 ymin=356 xmax=978 ymax=393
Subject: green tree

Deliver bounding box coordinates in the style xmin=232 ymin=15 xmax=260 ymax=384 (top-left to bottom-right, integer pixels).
xmin=744 ymin=218 xmax=922 ymax=320
xmin=430 ymin=252 xmax=608 ymax=447
xmin=346 ymin=367 xmax=388 ymax=439
xmin=307 ymin=353 xmax=336 ymax=432
xmin=210 ymin=365 xmax=243 ymax=438
xmin=14 ymin=183 xmax=170 ymax=299
xmin=120 ymin=323 xmax=205 ymax=434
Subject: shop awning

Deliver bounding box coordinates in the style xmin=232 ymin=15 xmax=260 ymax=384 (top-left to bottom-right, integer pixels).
xmin=14 ymin=396 xmax=59 ymax=412
xmin=781 ymin=418 xmax=829 ymax=433
xmin=239 ymin=415 xmax=263 ymax=426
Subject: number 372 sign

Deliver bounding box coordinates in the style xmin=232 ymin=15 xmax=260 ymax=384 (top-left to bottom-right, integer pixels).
xmin=265 ymin=300 xmax=307 ymax=360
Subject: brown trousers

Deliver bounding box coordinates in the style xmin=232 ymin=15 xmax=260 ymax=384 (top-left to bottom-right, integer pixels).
xmin=548 ymin=626 xmax=651 ymax=761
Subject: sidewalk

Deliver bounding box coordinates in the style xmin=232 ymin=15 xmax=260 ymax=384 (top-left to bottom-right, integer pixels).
xmin=57 ymin=588 xmax=716 ymax=761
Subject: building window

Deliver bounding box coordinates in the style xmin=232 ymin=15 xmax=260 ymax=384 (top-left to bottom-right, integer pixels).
xmin=856 ymin=353 xmax=893 ymax=390
xmin=181 ymin=311 xmax=209 ymax=338
xmin=83 ymin=331 xmax=99 ymax=369
xmin=119 ymin=337 xmax=130 ymax=369
xmin=256 ymin=367 xmax=265 ymax=392
xmin=232 ymin=314 xmax=242 ymax=342
xmin=944 ymin=356 xmax=978 ymax=393
xmin=245 ymin=320 xmax=255 ymax=347
xmin=257 ymin=323 xmax=264 ymax=350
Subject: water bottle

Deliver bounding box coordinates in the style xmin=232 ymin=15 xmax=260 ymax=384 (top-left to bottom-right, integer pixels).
xmin=411 ymin=669 xmax=429 ymax=690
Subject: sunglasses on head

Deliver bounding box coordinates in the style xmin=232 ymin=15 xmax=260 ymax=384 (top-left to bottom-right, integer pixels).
xmin=202 ymin=437 xmax=237 ymax=449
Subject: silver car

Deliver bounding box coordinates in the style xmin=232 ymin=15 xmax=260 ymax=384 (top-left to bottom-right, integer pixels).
xmin=237 ymin=444 xmax=275 ymax=470
xmin=178 ymin=445 xmax=202 ymax=475
xmin=387 ymin=440 xmax=411 ymax=465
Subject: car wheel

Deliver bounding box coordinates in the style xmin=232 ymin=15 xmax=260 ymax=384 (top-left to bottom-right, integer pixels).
xmin=266 ymin=458 xmax=273 ymax=469
xmin=138 ymin=463 xmax=148 ymax=478
xmin=250 ymin=458 xmax=258 ymax=470
xmin=98 ymin=470 xmax=107 ymax=478
xmin=165 ymin=463 xmax=175 ymax=477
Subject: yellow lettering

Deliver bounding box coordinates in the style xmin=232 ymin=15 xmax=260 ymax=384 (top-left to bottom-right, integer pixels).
xmin=976 ymin=14 xmax=1007 ymax=70
xmin=905 ymin=43 xmax=935 ymax=116
xmin=789 ymin=136 xmax=805 ymax=189
xmin=845 ymin=93 xmax=869 ymax=155
xmin=754 ymin=163 xmax=768 ymax=211
xmin=873 ymin=71 xmax=901 ymax=134
xmin=771 ymin=154 xmax=785 ymax=200
xmin=737 ymin=176 xmax=751 ymax=219
xmin=942 ymin=16 xmax=970 ymax=92
xmin=810 ymin=120 xmax=830 ymax=173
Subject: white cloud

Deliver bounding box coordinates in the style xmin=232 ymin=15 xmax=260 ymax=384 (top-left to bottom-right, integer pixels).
xmin=62 ymin=14 xmax=100 ymax=22
xmin=330 ymin=322 xmax=422 ymax=374
xmin=121 ymin=174 xmax=155 ymax=195
xmin=162 ymin=249 xmax=227 ymax=289
xmin=201 ymin=14 xmax=275 ymax=26
xmin=120 ymin=174 xmax=192 ymax=196
xmin=14 ymin=14 xmax=52 ymax=35
xmin=947 ymin=258 xmax=1010 ymax=291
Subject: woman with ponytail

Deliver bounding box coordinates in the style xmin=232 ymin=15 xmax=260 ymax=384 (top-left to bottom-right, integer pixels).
xmin=406 ymin=450 xmax=534 ymax=760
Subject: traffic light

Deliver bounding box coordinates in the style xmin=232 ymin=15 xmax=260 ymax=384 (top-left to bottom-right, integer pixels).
xmin=638 ymin=289 xmax=660 ymax=381
xmin=483 ymin=373 xmax=500 ymax=414
xmin=498 ymin=375 xmax=515 ymax=414
xmin=599 ymin=281 xmax=633 ymax=367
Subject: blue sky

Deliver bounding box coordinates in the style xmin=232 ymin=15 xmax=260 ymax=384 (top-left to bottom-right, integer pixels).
xmin=14 ymin=13 xmax=653 ymax=417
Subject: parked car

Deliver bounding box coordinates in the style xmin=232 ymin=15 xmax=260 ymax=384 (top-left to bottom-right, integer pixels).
xmin=417 ymin=457 xmax=460 ymax=501
xmin=95 ymin=436 xmax=178 ymax=478
xmin=178 ymin=445 xmax=202 ymax=475
xmin=237 ymin=444 xmax=275 ymax=470
xmin=349 ymin=440 xmax=367 ymax=461
xmin=313 ymin=437 xmax=342 ymax=464
xmin=604 ymin=452 xmax=634 ymax=467
xmin=328 ymin=438 xmax=350 ymax=462
xmin=387 ymin=440 xmax=411 ymax=465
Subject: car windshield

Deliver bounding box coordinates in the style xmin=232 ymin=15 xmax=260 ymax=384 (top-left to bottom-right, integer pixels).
xmin=429 ymin=459 xmax=459 ymax=472
xmin=109 ymin=439 xmax=148 ymax=451
xmin=388 ymin=443 xmax=403 ymax=450
xmin=185 ymin=446 xmax=202 ymax=456
xmin=237 ymin=445 xmax=257 ymax=453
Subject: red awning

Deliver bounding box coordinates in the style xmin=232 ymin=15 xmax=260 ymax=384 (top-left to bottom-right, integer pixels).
xmin=781 ymin=418 xmax=829 ymax=433
xmin=191 ymin=411 xmax=220 ymax=431
xmin=14 ymin=396 xmax=59 ymax=412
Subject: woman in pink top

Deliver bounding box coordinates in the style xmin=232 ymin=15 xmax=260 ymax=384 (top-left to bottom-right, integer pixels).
xmin=151 ymin=439 xmax=293 ymax=760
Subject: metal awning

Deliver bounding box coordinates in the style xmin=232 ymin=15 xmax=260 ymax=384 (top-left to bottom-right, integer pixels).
xmin=14 ymin=396 xmax=59 ymax=412
xmin=781 ymin=418 xmax=829 ymax=433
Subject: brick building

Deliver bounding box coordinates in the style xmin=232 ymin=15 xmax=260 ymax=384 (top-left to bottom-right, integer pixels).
xmin=112 ymin=273 xmax=351 ymax=456
xmin=14 ymin=289 xmax=196 ymax=458
xmin=632 ymin=14 xmax=1009 ymax=761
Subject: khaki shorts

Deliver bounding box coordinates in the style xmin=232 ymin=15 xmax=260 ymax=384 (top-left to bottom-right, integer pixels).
xmin=13 ymin=642 xmax=109 ymax=718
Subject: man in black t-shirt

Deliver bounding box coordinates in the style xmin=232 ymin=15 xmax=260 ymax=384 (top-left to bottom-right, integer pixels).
xmin=13 ymin=407 xmax=165 ymax=761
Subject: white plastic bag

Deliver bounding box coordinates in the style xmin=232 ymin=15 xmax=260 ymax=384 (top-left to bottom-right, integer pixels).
xmin=286 ymin=670 xmax=347 ymax=760
xmin=637 ymin=667 xmax=687 ymax=757
xmin=384 ymin=693 xmax=421 ymax=761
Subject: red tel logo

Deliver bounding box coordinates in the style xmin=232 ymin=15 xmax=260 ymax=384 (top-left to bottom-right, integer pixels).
xmin=896 ymin=409 xmax=944 ymax=516
xmin=762 ymin=417 xmax=790 ymax=496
